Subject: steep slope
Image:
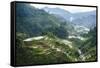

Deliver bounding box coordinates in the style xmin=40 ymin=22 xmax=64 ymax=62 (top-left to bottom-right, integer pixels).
xmin=15 ymin=3 xmax=97 ymax=65
xmin=80 ymin=27 xmax=97 ymax=61
xmin=43 ymin=7 xmax=72 ymax=21
xmin=16 ymin=32 xmax=83 ymax=65
xmin=71 ymin=10 xmax=96 ymax=28
xmin=16 ymin=3 xmax=69 ymax=38
xmin=72 ymin=14 xmax=96 ymax=28
xmin=43 ymin=7 xmax=96 ymax=28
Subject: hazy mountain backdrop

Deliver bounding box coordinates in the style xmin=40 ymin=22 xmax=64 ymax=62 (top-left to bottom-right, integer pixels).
xmin=15 ymin=3 xmax=97 ymax=65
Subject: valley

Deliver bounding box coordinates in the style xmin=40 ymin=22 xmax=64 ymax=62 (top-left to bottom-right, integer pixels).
xmin=15 ymin=3 xmax=97 ymax=65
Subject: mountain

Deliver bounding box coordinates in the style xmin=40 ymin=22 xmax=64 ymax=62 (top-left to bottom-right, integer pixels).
xmin=43 ymin=7 xmax=96 ymax=28
xmin=72 ymin=15 xmax=96 ymax=28
xmin=72 ymin=10 xmax=96 ymax=19
xmin=72 ymin=11 xmax=96 ymax=28
xmin=43 ymin=7 xmax=72 ymax=21
xmin=16 ymin=3 xmax=70 ymax=39
xmin=15 ymin=3 xmax=97 ymax=65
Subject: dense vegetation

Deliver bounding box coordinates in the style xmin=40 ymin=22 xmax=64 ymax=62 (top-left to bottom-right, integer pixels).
xmin=16 ymin=3 xmax=71 ymax=39
xmin=15 ymin=3 xmax=97 ymax=65
xmin=80 ymin=27 xmax=97 ymax=61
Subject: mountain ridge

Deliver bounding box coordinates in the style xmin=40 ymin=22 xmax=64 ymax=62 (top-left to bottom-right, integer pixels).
xmin=43 ymin=7 xmax=96 ymax=28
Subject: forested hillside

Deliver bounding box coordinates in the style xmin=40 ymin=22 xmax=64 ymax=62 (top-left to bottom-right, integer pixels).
xmin=15 ymin=3 xmax=97 ymax=65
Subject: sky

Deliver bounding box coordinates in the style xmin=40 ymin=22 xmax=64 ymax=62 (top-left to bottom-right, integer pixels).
xmin=30 ymin=3 xmax=96 ymax=13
